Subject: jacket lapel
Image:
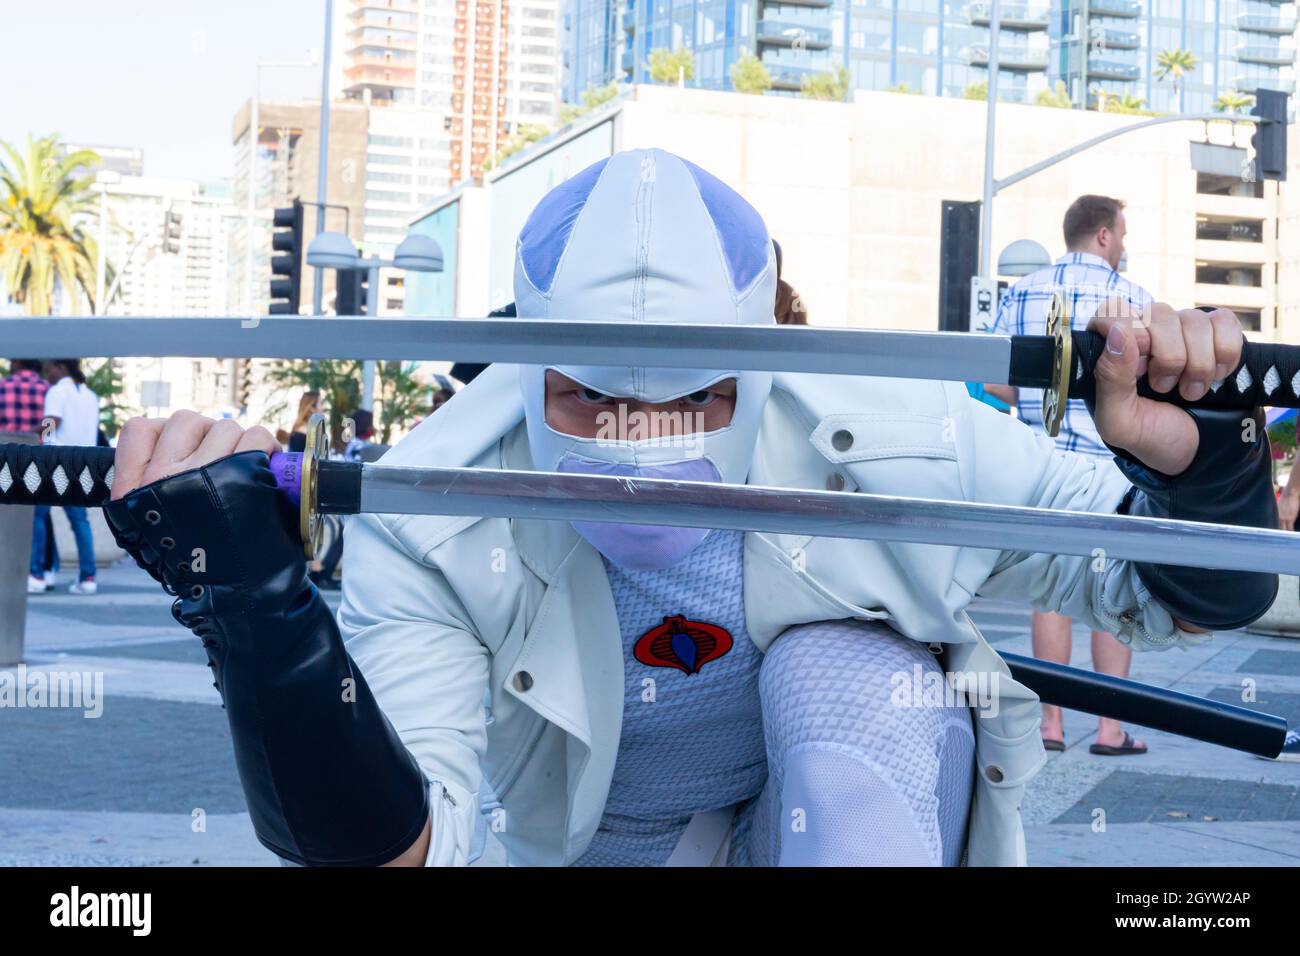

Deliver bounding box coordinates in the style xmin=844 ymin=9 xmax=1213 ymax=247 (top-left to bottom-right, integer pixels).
xmin=504 ymin=429 xmax=626 ymax=859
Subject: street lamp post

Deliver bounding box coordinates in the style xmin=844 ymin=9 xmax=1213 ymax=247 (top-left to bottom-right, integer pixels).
xmin=312 ymin=0 xmax=335 ymax=317
xmin=979 ymin=0 xmax=1001 ymax=280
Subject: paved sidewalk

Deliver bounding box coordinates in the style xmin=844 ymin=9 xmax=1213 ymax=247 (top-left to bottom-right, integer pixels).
xmin=977 ymin=599 xmax=1300 ymax=866
xmin=1 ymin=564 xmax=1296 ymax=866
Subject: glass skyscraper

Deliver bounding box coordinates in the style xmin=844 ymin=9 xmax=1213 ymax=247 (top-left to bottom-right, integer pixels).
xmin=562 ymin=0 xmax=1296 ymax=112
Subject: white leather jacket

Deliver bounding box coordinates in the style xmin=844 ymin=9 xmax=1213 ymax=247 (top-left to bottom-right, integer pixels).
xmin=338 ymin=362 xmax=1202 ymax=866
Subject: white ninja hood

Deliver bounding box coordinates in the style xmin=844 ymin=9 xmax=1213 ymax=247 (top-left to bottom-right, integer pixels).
xmin=512 ymin=147 xmax=778 ymax=484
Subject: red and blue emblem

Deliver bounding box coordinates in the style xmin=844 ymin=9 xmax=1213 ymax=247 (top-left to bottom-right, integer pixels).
xmin=633 ymin=615 xmax=733 ymax=675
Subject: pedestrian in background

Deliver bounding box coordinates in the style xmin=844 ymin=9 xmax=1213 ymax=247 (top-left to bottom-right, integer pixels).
xmin=772 ymin=239 xmax=808 ymax=325
xmin=34 ymin=359 xmax=100 ymax=596
xmin=451 ymin=303 xmax=515 ymax=386
xmin=343 ymin=408 xmax=377 ymax=462
xmin=429 ymin=374 xmax=457 ymax=413
xmin=1 ymin=360 xmax=61 ymax=593
xmin=983 ymin=195 xmax=1154 ymax=757
xmin=279 ymin=390 xmax=325 ymax=453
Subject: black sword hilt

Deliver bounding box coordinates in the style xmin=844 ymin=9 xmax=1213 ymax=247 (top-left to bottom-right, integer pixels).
xmin=1009 ymin=292 xmax=1300 ymax=435
xmin=0 ymin=414 xmax=337 ymax=560
xmin=1070 ymin=329 xmax=1300 ymax=410
xmin=0 ymin=443 xmax=117 ymax=507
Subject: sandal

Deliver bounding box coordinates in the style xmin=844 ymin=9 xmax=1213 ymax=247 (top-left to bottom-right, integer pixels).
xmin=1042 ymin=738 xmax=1065 ymax=752
xmin=1089 ymin=731 xmax=1148 ymax=756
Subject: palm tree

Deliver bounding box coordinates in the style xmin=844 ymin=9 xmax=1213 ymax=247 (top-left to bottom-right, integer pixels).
xmin=1105 ymin=93 xmax=1150 ymax=115
xmin=1035 ymin=81 xmax=1072 ymax=108
xmin=484 ymin=123 xmax=550 ymax=172
xmin=647 ymin=47 xmax=695 ymax=84
xmin=1215 ymin=90 xmax=1254 ymax=114
xmin=558 ymin=81 xmax=621 ymax=125
xmin=801 ymin=66 xmax=850 ymax=102
xmin=730 ymin=54 xmax=772 ymax=95
xmin=1154 ymin=49 xmax=1199 ymax=98
xmin=0 ymin=135 xmax=104 ymax=315
xmin=375 ymin=361 xmax=429 ymax=444
xmin=265 ymin=359 xmax=364 ymax=453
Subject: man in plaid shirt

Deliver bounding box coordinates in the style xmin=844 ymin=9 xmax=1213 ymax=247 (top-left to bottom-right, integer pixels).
xmin=983 ymin=195 xmax=1155 ymax=757
xmin=0 ymin=359 xmax=49 ymax=434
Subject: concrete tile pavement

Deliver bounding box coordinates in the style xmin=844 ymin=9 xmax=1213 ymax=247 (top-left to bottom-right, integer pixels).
xmin=976 ymin=599 xmax=1300 ymax=865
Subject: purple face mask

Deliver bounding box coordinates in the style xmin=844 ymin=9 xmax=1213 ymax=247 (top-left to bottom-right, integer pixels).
xmin=555 ymin=456 xmax=720 ymax=571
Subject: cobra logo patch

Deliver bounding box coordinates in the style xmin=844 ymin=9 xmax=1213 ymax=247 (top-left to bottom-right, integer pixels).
xmin=633 ymin=614 xmax=733 ymax=675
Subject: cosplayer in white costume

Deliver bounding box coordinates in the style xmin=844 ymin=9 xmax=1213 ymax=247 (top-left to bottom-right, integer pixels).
xmin=514 ymin=149 xmax=973 ymax=865
xmin=100 ymin=146 xmax=1274 ymax=869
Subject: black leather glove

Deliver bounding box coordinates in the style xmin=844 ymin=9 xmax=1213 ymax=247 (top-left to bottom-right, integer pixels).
xmin=104 ymin=451 xmax=430 ymax=866
xmin=1104 ymin=407 xmax=1279 ymax=631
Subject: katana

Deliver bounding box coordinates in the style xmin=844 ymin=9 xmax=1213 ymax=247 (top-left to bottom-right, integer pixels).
xmin=7 ymin=294 xmax=1300 ymax=435
xmin=3 ymin=423 xmax=1298 ymax=577
xmin=0 ymin=427 xmax=1288 ymax=758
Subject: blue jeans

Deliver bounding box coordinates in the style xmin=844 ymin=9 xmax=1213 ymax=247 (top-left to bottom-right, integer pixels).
xmin=31 ymin=505 xmax=96 ymax=581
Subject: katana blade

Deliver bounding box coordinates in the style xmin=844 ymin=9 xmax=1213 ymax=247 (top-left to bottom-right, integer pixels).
xmin=2 ymin=315 xmax=1018 ymax=382
xmin=9 ymin=315 xmax=1300 ymax=423
xmin=331 ymin=463 xmax=1300 ymax=576
xmin=3 ymin=442 xmax=1297 ymax=575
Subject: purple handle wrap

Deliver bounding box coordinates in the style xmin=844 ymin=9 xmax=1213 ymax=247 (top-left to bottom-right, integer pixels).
xmin=269 ymin=451 xmax=302 ymax=506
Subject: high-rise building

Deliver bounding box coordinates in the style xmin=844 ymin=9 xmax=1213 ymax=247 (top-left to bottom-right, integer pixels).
xmin=332 ymin=0 xmax=563 ymax=188
xmin=63 ymin=142 xmax=145 ymax=177
xmin=563 ymin=1 xmax=1296 ymax=112
xmin=72 ymin=175 xmax=243 ymax=419
xmin=412 ymin=83 xmax=1300 ymax=340
xmin=230 ymin=98 xmax=370 ymax=315
xmin=92 ymin=177 xmax=236 ymax=319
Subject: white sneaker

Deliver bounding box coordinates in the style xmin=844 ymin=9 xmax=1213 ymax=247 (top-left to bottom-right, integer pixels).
xmin=27 ymin=575 xmax=48 ymax=594
xmin=43 ymin=572 xmax=57 ymax=590
xmin=69 ymin=579 xmax=98 ymax=596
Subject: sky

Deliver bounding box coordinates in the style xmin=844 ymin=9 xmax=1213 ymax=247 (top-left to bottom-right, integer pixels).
xmin=1 ymin=0 xmax=331 ymax=182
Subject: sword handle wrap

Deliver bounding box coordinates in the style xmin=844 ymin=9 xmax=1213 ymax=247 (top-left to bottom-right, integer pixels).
xmin=1070 ymin=329 xmax=1300 ymax=411
xmin=0 ymin=443 xmax=116 ymax=507
xmin=0 ymin=442 xmax=305 ymax=509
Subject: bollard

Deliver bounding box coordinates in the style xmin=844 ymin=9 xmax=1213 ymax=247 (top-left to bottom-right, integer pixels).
xmin=0 ymin=431 xmax=37 ymax=665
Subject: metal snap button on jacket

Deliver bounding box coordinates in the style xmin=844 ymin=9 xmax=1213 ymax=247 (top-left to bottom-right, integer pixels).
xmin=512 ymin=671 xmax=534 ymax=692
xmin=825 ymin=473 xmax=846 ymax=492
xmin=831 ymin=429 xmax=854 ymax=452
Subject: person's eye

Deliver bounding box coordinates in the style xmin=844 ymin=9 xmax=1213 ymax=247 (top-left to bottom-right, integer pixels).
xmin=576 ymin=388 xmax=613 ymax=404
xmin=684 ymin=390 xmax=718 ymax=406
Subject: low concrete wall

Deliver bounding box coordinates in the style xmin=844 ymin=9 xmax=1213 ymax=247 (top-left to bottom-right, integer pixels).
xmin=49 ymin=507 xmax=127 ymax=570
xmin=0 ymin=433 xmax=37 ymax=664
xmin=1246 ymin=575 xmax=1300 ymax=637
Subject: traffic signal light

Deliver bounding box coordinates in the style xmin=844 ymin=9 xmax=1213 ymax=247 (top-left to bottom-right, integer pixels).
xmin=335 ymin=267 xmax=369 ymax=316
xmin=938 ymin=200 xmax=980 ymax=332
xmin=269 ymin=199 xmax=304 ymax=314
xmin=1251 ymin=89 xmax=1288 ymax=182
xmin=162 ymin=209 xmax=183 ymax=254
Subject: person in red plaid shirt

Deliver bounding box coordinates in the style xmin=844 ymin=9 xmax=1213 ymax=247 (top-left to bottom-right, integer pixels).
xmin=1 ymin=359 xmax=61 ymax=592
xmin=0 ymin=359 xmax=48 ymax=434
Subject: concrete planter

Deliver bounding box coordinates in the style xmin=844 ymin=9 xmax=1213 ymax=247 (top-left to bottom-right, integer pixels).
xmin=1246 ymin=575 xmax=1300 ymax=637
xmin=49 ymin=507 xmax=127 ymax=569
